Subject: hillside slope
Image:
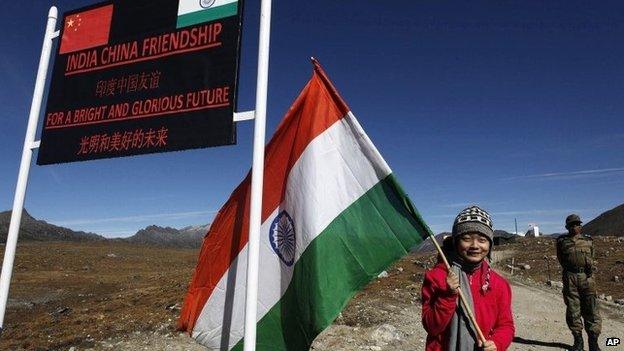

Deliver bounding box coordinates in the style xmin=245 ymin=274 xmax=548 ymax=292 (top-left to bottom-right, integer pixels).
xmin=0 ymin=210 xmax=104 ymax=243
xmin=583 ymin=203 xmax=624 ymax=237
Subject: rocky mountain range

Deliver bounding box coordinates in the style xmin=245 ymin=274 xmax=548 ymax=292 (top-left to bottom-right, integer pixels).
xmin=0 ymin=210 xmax=208 ymax=248
xmin=2 ymin=202 xmax=622 ymax=248
xmin=0 ymin=210 xmax=104 ymax=243
xmin=123 ymin=224 xmax=208 ymax=248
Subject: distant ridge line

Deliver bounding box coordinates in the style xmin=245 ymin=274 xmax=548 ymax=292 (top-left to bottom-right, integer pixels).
xmin=0 ymin=210 xmax=210 ymax=248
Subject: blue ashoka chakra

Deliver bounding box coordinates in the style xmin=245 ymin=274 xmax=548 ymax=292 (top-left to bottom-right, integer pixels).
xmin=199 ymin=0 xmax=216 ymax=8
xmin=269 ymin=211 xmax=296 ymax=266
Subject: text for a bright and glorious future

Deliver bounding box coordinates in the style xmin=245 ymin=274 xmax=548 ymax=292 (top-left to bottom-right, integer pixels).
xmin=65 ymin=23 xmax=222 ymax=75
xmin=45 ymin=86 xmax=230 ymax=129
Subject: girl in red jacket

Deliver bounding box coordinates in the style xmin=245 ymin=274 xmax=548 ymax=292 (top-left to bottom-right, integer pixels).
xmin=422 ymin=206 xmax=515 ymax=351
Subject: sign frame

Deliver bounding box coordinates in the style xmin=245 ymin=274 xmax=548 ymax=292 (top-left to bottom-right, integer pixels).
xmin=37 ymin=0 xmax=246 ymax=165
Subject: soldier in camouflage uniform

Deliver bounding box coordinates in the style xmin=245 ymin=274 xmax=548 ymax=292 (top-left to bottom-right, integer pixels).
xmin=556 ymin=214 xmax=602 ymax=351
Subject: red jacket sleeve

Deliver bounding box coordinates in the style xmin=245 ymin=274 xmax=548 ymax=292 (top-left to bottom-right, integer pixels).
xmin=490 ymin=278 xmax=515 ymax=350
xmin=421 ymin=268 xmax=458 ymax=336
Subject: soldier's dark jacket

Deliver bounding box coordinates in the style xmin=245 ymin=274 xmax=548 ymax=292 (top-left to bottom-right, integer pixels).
xmin=556 ymin=234 xmax=595 ymax=273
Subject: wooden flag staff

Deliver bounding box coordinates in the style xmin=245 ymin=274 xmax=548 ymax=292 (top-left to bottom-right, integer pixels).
xmin=427 ymin=233 xmax=488 ymax=345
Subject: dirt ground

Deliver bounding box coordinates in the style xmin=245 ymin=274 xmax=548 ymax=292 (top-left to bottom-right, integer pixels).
xmin=0 ymin=242 xmax=198 ymax=351
xmin=0 ymin=236 xmax=623 ymax=350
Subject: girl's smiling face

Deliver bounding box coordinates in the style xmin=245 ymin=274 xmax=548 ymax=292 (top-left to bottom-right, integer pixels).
xmin=455 ymin=232 xmax=490 ymax=263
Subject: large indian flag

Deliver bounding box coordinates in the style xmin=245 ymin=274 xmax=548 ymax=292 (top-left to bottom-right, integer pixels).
xmin=177 ymin=0 xmax=238 ymax=28
xmin=178 ymin=61 xmax=431 ymax=350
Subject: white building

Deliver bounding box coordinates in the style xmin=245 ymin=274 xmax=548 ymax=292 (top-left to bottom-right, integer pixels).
xmin=525 ymin=223 xmax=540 ymax=237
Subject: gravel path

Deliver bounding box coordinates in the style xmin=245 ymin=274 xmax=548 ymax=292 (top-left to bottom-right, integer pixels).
xmin=509 ymin=281 xmax=624 ymax=351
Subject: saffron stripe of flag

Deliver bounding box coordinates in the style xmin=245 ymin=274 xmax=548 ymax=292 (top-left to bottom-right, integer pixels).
xmin=178 ymin=61 xmax=431 ymax=350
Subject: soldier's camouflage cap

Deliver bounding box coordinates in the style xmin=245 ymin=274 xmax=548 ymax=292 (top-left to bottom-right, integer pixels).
xmin=565 ymin=214 xmax=582 ymax=228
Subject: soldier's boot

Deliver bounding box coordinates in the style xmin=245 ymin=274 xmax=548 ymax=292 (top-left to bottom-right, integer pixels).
xmin=570 ymin=332 xmax=584 ymax=351
xmin=588 ymin=333 xmax=601 ymax=351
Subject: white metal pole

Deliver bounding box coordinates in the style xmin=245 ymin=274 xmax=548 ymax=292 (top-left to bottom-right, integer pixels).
xmin=0 ymin=6 xmax=58 ymax=334
xmin=243 ymin=0 xmax=272 ymax=349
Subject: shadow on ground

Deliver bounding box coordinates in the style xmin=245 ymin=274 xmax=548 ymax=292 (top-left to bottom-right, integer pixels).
xmin=513 ymin=336 xmax=570 ymax=349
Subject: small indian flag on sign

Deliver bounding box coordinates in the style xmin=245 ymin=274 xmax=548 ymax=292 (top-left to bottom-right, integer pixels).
xmin=177 ymin=0 xmax=239 ymax=28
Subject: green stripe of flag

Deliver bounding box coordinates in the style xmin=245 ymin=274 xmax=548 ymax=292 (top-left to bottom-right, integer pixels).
xmin=176 ymin=2 xmax=238 ymax=29
xmin=232 ymin=174 xmax=428 ymax=350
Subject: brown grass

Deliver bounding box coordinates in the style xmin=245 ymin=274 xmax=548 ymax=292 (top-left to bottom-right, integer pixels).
xmin=0 ymin=242 xmax=198 ymax=350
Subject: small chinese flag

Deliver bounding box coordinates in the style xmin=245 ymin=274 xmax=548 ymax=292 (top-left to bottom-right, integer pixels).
xmin=59 ymin=4 xmax=114 ymax=54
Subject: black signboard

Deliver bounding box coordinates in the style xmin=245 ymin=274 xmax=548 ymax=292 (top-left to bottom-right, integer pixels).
xmin=37 ymin=0 xmax=242 ymax=164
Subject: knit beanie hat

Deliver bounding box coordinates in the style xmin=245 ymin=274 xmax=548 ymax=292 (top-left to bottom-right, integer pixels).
xmin=452 ymin=206 xmax=494 ymax=245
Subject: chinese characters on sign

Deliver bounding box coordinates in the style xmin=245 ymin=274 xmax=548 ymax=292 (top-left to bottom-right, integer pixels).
xmin=76 ymin=127 xmax=169 ymax=156
xmin=38 ymin=0 xmax=242 ymax=164
xmin=94 ymin=70 xmax=161 ymax=97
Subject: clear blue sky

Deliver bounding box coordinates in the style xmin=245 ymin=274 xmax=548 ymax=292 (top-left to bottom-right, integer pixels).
xmin=1 ymin=1 xmax=623 ymax=237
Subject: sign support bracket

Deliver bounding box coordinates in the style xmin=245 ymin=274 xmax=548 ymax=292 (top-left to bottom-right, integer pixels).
xmin=0 ymin=6 xmax=58 ymax=335
xmin=233 ymin=110 xmax=255 ymax=122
